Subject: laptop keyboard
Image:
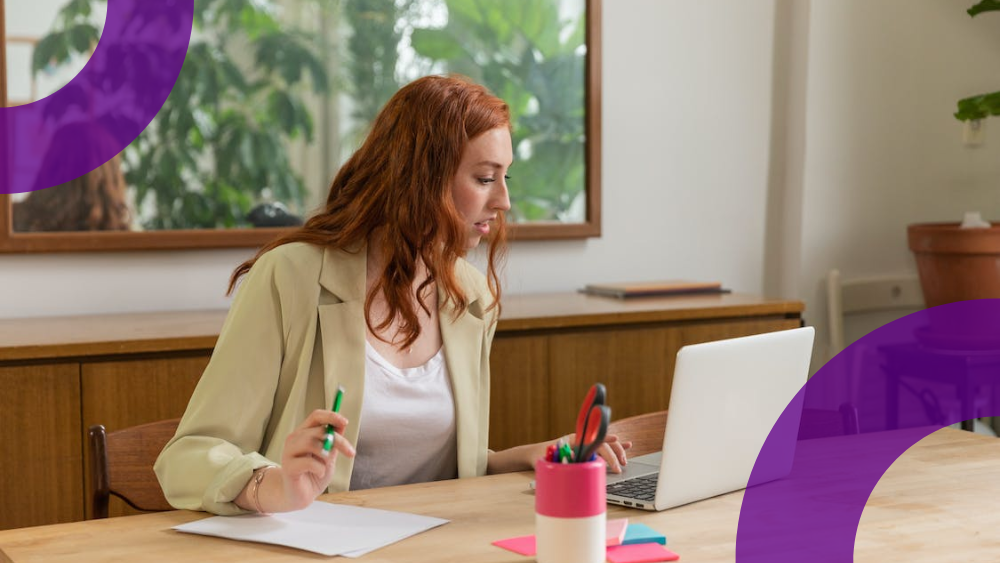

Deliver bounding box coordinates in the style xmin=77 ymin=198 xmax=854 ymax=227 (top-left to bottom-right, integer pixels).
xmin=607 ymin=473 xmax=659 ymax=501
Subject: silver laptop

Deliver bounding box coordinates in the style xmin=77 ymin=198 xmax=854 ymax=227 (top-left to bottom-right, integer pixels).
xmin=606 ymin=327 xmax=814 ymax=511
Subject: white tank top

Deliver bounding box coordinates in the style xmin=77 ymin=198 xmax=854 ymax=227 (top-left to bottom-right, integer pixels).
xmin=349 ymin=341 xmax=458 ymax=490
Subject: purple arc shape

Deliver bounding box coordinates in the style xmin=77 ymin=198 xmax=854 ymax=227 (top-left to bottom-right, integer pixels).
xmin=737 ymin=299 xmax=1000 ymax=562
xmin=1 ymin=0 xmax=193 ymax=194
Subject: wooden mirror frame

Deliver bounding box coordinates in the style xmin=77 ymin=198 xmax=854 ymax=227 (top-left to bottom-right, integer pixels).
xmin=0 ymin=0 xmax=600 ymax=253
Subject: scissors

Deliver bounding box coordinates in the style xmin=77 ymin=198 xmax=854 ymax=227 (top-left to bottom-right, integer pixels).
xmin=577 ymin=404 xmax=610 ymax=463
xmin=574 ymin=383 xmax=610 ymax=462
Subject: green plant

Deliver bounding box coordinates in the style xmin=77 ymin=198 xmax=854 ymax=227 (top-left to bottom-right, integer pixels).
xmin=409 ymin=0 xmax=587 ymax=222
xmin=342 ymin=0 xmax=412 ymax=146
xmin=34 ymin=0 xmax=329 ymax=229
xmin=955 ymin=0 xmax=1000 ymax=121
xmin=34 ymin=0 xmax=590 ymax=227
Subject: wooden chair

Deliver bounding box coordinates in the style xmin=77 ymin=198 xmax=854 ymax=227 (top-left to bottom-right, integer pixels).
xmin=88 ymin=418 xmax=180 ymax=518
xmin=607 ymin=411 xmax=668 ymax=457
xmin=826 ymin=269 xmax=923 ymax=360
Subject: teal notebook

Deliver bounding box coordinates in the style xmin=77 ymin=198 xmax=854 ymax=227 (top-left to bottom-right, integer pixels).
xmin=622 ymin=523 xmax=667 ymax=545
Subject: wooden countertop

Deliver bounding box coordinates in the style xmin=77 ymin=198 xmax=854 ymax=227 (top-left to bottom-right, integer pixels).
xmin=0 ymin=292 xmax=802 ymax=362
xmin=497 ymin=291 xmax=802 ymax=331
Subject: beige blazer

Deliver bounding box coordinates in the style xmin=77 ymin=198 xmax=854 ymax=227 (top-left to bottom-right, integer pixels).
xmin=154 ymin=242 xmax=497 ymax=515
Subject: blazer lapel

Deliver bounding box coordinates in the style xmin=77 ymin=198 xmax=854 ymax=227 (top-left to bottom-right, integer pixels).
xmin=317 ymin=246 xmax=367 ymax=489
xmin=440 ymin=274 xmax=486 ymax=478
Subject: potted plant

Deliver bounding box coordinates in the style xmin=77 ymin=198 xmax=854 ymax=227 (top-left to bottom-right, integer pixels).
xmin=907 ymin=0 xmax=1000 ymax=307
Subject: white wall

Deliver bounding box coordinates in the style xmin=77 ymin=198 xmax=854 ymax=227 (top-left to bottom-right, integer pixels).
xmin=797 ymin=0 xmax=1000 ymax=364
xmin=1 ymin=0 xmax=779 ymax=319
xmin=500 ymin=0 xmax=776 ymax=294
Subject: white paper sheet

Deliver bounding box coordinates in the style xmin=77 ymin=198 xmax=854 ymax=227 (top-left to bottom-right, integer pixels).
xmin=173 ymin=501 xmax=448 ymax=557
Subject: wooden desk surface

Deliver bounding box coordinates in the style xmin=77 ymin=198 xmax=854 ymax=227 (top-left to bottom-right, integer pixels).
xmin=0 ymin=292 xmax=802 ymax=362
xmin=0 ymin=428 xmax=995 ymax=563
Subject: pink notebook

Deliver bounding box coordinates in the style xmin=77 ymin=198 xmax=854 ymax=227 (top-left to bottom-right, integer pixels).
xmin=606 ymin=517 xmax=629 ymax=546
xmin=492 ymin=518 xmax=631 ymax=555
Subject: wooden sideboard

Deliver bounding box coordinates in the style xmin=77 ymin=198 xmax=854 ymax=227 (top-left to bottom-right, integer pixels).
xmin=0 ymin=292 xmax=802 ymax=530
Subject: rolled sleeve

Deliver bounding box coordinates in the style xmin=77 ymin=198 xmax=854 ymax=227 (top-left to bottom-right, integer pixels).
xmin=155 ymin=250 xmax=288 ymax=514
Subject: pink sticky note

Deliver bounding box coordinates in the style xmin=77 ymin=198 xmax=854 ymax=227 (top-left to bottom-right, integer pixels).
xmin=606 ymin=543 xmax=680 ymax=563
xmin=606 ymin=517 xmax=629 ymax=546
xmin=492 ymin=535 xmax=536 ymax=556
xmin=492 ymin=519 xmax=635 ymax=557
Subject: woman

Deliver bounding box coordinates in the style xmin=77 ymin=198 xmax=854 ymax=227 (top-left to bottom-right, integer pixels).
xmin=155 ymin=75 xmax=629 ymax=515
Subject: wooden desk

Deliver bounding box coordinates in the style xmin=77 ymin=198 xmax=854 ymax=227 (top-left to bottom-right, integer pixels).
xmin=0 ymin=429 xmax=995 ymax=563
xmin=0 ymin=292 xmax=801 ymax=529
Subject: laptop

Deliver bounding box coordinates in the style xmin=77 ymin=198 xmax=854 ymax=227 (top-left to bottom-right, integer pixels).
xmin=605 ymin=326 xmax=814 ymax=511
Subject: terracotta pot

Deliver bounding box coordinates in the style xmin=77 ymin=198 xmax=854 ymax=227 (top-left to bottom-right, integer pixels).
xmin=908 ymin=222 xmax=1000 ymax=308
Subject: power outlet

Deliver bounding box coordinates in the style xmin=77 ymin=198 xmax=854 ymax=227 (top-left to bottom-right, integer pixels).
xmin=964 ymin=119 xmax=986 ymax=147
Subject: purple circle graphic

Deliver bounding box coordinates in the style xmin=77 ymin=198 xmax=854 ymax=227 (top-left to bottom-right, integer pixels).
xmin=737 ymin=299 xmax=1000 ymax=561
xmin=0 ymin=0 xmax=193 ymax=194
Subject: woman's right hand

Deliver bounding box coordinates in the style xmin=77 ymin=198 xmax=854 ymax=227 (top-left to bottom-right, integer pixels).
xmin=250 ymin=409 xmax=356 ymax=513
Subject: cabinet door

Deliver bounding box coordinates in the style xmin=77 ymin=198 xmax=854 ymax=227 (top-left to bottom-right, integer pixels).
xmin=489 ymin=335 xmax=549 ymax=450
xmin=0 ymin=364 xmax=82 ymax=530
xmin=548 ymin=325 xmax=677 ymax=441
xmin=81 ymin=355 xmax=210 ymax=518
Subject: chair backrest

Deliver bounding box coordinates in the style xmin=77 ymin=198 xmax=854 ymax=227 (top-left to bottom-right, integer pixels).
xmin=606 ymin=410 xmax=668 ymax=457
xmin=826 ymin=269 xmax=923 ymax=418
xmin=89 ymin=418 xmax=180 ymax=518
xmin=826 ymin=269 xmax=923 ymax=357
xmin=798 ymin=403 xmax=861 ymax=440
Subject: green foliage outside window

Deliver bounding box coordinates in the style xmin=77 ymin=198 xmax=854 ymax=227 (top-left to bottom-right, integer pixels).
xmin=32 ymin=0 xmax=588 ymax=228
xmin=35 ymin=0 xmax=326 ymax=229
xmin=410 ymin=0 xmax=587 ymax=222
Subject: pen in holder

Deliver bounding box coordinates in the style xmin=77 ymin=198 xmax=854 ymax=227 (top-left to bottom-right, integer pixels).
xmin=534 ymin=459 xmax=606 ymax=563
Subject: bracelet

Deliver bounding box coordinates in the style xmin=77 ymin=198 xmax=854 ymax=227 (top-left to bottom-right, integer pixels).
xmin=249 ymin=466 xmax=276 ymax=515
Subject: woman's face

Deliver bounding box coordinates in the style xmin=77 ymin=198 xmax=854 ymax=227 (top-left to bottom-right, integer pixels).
xmin=450 ymin=127 xmax=513 ymax=249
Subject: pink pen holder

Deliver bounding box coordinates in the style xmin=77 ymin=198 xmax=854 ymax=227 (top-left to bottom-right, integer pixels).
xmin=534 ymin=459 xmax=606 ymax=563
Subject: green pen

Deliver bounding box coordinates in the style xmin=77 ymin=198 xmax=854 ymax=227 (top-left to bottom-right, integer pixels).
xmin=322 ymin=385 xmax=345 ymax=454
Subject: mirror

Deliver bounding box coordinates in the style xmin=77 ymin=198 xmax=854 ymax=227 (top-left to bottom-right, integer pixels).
xmin=0 ymin=0 xmax=600 ymax=252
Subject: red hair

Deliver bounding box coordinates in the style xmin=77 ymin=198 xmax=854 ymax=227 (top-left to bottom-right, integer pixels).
xmin=229 ymin=75 xmax=510 ymax=348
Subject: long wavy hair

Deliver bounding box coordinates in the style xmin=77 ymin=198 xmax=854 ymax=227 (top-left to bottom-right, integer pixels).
xmin=229 ymin=75 xmax=510 ymax=348
xmin=14 ymin=122 xmax=131 ymax=232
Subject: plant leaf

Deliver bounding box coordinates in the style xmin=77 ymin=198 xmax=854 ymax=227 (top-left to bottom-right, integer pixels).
xmin=956 ymin=91 xmax=1000 ymax=120
xmin=67 ymin=23 xmax=100 ymax=52
xmin=410 ymin=29 xmax=467 ymax=60
xmin=968 ymin=0 xmax=1000 ymax=17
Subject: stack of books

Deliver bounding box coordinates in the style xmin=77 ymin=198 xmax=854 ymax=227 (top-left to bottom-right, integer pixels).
xmin=579 ymin=280 xmax=730 ymax=299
